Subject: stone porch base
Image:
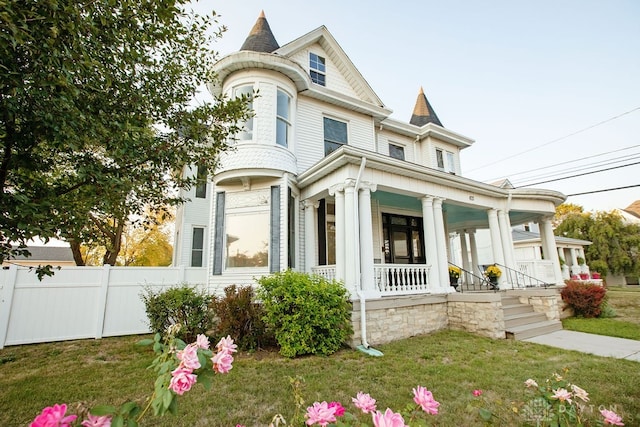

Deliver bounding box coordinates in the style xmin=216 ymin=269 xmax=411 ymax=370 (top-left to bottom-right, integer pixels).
xmin=349 ymin=288 xmax=565 ymax=347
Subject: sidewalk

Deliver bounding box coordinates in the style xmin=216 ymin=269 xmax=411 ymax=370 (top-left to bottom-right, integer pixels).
xmin=524 ymin=330 xmax=640 ymax=362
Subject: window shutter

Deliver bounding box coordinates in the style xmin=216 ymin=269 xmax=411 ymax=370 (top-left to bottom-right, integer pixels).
xmin=270 ymin=186 xmax=281 ymax=273
xmin=212 ymin=192 xmax=225 ymax=275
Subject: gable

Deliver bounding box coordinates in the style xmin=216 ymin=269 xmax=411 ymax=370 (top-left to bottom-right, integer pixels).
xmin=275 ymin=26 xmax=385 ymax=109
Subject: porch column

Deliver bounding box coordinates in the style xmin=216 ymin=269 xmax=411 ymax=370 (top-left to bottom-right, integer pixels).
xmin=303 ymin=200 xmax=319 ymax=273
xmin=498 ymin=210 xmax=517 ymax=273
xmin=540 ymin=217 xmax=563 ymax=285
xmin=344 ymin=180 xmax=357 ymax=294
xmin=459 ymin=230 xmax=471 ymax=286
xmin=329 ymin=184 xmax=345 ymax=282
xmin=487 ymin=208 xmax=505 ymax=286
xmin=434 ymin=198 xmax=452 ymax=293
xmin=469 ymin=229 xmax=480 ymax=285
xmin=358 ymin=182 xmax=378 ymax=296
xmin=421 ymin=196 xmax=440 ymax=292
xmin=558 ymin=247 xmax=570 ymax=280
xmin=570 ymin=248 xmax=580 ymax=275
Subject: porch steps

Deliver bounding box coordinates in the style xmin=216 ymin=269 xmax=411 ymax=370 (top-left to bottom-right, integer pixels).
xmin=503 ymin=295 xmax=562 ymax=340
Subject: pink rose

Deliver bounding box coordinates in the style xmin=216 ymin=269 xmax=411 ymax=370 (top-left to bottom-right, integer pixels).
xmin=168 ymin=366 xmax=197 ymax=395
xmin=211 ymin=350 xmax=234 ymax=374
xmin=372 ymin=408 xmax=407 ymax=427
xmin=30 ymin=404 xmax=78 ymax=427
xmin=412 ymin=385 xmax=440 ymax=415
xmin=196 ymin=334 xmax=210 ymax=349
xmin=551 ymin=388 xmax=572 ymax=404
xmin=473 ymin=389 xmax=483 ymax=397
xmin=176 ymin=343 xmax=201 ymax=370
xmin=601 ymin=409 xmax=624 ymax=426
xmin=216 ymin=335 xmax=237 ymax=354
xmin=81 ymin=414 xmax=112 ymax=427
xmin=328 ymin=401 xmax=345 ymax=417
xmin=305 ymin=401 xmax=337 ymax=426
xmin=352 ymin=392 xmax=377 ymax=414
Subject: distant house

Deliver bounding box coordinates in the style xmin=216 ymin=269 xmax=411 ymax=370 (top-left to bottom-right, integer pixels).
xmin=608 ymin=201 xmax=640 ymax=286
xmin=3 ymin=246 xmax=75 ymax=268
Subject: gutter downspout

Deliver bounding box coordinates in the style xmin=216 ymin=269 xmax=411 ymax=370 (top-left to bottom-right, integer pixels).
xmin=353 ymin=157 xmax=383 ymax=356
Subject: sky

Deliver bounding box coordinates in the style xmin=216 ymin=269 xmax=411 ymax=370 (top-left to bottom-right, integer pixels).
xmin=189 ymin=0 xmax=640 ymax=213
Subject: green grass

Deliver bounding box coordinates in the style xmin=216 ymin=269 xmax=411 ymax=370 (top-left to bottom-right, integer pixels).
xmin=561 ymin=285 xmax=640 ymax=340
xmin=1 ymin=331 xmax=640 ymax=426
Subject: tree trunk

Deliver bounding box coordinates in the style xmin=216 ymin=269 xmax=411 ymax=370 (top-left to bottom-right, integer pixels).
xmin=70 ymin=241 xmax=85 ymax=266
xmin=102 ymin=221 xmax=124 ymax=265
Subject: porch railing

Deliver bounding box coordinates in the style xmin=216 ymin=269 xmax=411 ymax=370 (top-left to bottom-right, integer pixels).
xmin=311 ymin=264 xmax=432 ymax=296
xmin=502 ymin=261 xmax=554 ymax=288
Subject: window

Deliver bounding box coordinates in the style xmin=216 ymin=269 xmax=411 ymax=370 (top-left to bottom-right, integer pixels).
xmin=233 ymin=85 xmax=254 ymax=140
xmin=389 ymin=143 xmax=405 ymax=160
xmin=309 ymin=53 xmax=326 ymax=86
xmin=323 ymin=117 xmax=347 ymax=155
xmin=195 ymin=164 xmax=207 ymax=198
xmin=191 ymin=227 xmax=204 ymax=267
xmin=435 ymin=149 xmax=445 ymax=169
xmin=446 ymin=151 xmax=455 ymax=174
xmin=225 ymin=190 xmax=270 ymax=269
xmin=276 ymin=89 xmax=291 ymax=147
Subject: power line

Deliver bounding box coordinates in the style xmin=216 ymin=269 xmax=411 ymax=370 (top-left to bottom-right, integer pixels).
xmin=467 ymin=106 xmax=640 ymax=173
xmin=567 ymin=184 xmax=640 ymax=197
xmin=516 ymin=160 xmax=640 ymax=187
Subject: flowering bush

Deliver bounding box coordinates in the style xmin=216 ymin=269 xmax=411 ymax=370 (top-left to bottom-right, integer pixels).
xmin=474 ymin=370 xmax=625 ymax=426
xmin=303 ymin=386 xmax=440 ymax=426
xmin=484 ymin=264 xmax=501 ymax=279
xmin=30 ymin=329 xmax=236 ymax=427
xmin=448 ymin=265 xmax=461 ymax=280
xmin=561 ymin=280 xmax=608 ymax=318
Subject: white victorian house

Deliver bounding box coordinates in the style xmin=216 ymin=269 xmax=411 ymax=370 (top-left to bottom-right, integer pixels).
xmin=173 ymin=12 xmax=567 ymax=344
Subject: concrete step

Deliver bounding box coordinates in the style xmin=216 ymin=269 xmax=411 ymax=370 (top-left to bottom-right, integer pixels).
xmin=504 ymin=311 xmax=548 ymax=328
xmin=502 ymin=304 xmax=534 ymax=316
xmin=501 ymin=296 xmax=521 ymax=306
xmin=506 ymin=320 xmax=563 ymax=340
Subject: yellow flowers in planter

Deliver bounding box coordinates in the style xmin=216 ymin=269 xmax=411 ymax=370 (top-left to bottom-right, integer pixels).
xmin=484 ymin=264 xmax=501 ymax=279
xmin=448 ymin=265 xmax=461 ymax=279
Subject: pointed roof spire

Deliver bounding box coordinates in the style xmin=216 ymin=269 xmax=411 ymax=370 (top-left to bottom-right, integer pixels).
xmin=240 ymin=10 xmax=280 ymax=53
xmin=410 ymin=86 xmax=443 ymax=127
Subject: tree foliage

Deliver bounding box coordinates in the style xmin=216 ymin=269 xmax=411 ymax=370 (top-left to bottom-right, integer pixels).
xmin=555 ymin=207 xmax=640 ymax=276
xmin=0 ymin=0 xmax=250 ymax=269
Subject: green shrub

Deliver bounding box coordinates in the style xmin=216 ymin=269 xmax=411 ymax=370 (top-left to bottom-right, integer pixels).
xmin=141 ymin=284 xmax=214 ymax=342
xmin=257 ymin=270 xmax=353 ymax=358
xmin=560 ymin=280 xmax=607 ymax=318
xmin=210 ymin=285 xmax=274 ymax=351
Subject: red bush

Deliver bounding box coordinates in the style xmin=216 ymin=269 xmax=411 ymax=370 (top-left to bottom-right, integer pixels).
xmin=560 ymin=280 xmax=607 ymax=318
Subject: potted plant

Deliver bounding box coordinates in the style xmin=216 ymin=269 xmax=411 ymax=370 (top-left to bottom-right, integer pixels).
xmin=448 ymin=265 xmax=461 ymax=288
xmin=592 ymin=272 xmax=601 ymax=279
xmin=577 ymin=256 xmax=585 ymax=266
xmin=484 ymin=264 xmax=501 ymax=289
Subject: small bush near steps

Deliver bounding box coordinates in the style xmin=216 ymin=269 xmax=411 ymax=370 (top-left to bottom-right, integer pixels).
xmin=561 ymin=280 xmax=608 ymax=318
xmin=257 ymin=270 xmax=353 ymax=358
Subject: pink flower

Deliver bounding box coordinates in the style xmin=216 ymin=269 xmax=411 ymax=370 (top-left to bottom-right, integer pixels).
xmin=211 ymin=350 xmax=234 ymax=374
xmin=216 ymin=335 xmax=237 ymax=354
xmin=352 ymin=392 xmax=377 ymax=414
xmin=412 ymin=385 xmax=440 ymax=415
xmin=524 ymin=379 xmax=539 ymax=388
xmin=176 ymin=343 xmax=201 ymax=370
xmin=473 ymin=389 xmax=483 ymax=397
xmin=30 ymin=404 xmax=78 ymax=427
xmin=196 ymin=334 xmax=210 ymax=349
xmin=551 ymin=388 xmax=572 ymax=404
xmin=571 ymin=384 xmax=590 ymax=402
xmin=372 ymin=408 xmax=407 ymax=427
xmin=601 ymin=409 xmax=624 ymax=426
xmin=328 ymin=401 xmax=345 ymax=417
xmin=81 ymin=414 xmax=112 ymax=427
xmin=305 ymin=401 xmax=337 ymax=426
xmin=168 ymin=366 xmax=197 ymax=395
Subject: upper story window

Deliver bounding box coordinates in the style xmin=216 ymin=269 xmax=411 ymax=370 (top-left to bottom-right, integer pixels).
xmin=389 ymin=143 xmax=405 ymax=160
xmin=323 ymin=117 xmax=347 ymax=155
xmin=191 ymin=227 xmax=204 ymax=267
xmin=195 ymin=164 xmax=207 ymax=198
xmin=435 ymin=148 xmax=456 ymax=174
xmin=309 ymin=53 xmax=326 ymax=86
xmin=233 ymin=85 xmax=254 ymax=140
xmin=276 ymin=89 xmax=291 ymax=147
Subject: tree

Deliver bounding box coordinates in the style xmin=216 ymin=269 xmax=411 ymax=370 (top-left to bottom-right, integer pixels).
xmin=553 ymin=203 xmax=584 ymax=227
xmin=555 ymin=208 xmax=640 ymax=277
xmin=119 ymin=209 xmax=174 ymax=266
xmin=0 ymin=0 xmax=250 ymax=270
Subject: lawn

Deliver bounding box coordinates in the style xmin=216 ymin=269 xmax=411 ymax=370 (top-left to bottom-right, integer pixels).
xmin=1 ymin=329 xmax=639 ymax=426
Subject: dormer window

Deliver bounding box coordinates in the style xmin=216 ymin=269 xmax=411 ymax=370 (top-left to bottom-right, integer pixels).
xmin=389 ymin=143 xmax=405 ymax=160
xmin=309 ymin=53 xmax=326 ymax=86
xmin=436 ymin=148 xmax=456 ymax=174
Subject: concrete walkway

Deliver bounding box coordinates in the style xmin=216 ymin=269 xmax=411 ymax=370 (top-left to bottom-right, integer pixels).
xmin=523 ymin=330 xmax=640 ymax=362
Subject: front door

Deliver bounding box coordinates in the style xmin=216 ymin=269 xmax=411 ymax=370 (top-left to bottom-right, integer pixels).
xmin=382 ymin=213 xmax=425 ymax=264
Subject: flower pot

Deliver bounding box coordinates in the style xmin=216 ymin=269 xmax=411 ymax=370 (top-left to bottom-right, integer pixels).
xmin=488 ymin=276 xmax=499 ymax=290
xmin=592 ymin=272 xmax=601 ymax=279
xmin=579 ymin=273 xmax=589 ymax=280
xmin=449 ymin=277 xmax=459 ymax=289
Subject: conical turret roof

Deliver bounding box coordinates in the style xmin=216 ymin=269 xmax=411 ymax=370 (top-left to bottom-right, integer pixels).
xmin=240 ymin=11 xmax=280 ymax=53
xmin=410 ymin=87 xmax=443 ymax=127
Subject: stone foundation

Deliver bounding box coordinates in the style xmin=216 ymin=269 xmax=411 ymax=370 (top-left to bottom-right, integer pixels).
xmin=447 ymin=293 xmax=505 ymax=339
xmin=506 ymin=288 xmax=565 ymax=320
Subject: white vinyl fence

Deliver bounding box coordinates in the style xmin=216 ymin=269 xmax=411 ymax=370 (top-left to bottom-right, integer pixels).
xmin=0 ymin=265 xmax=207 ymax=349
